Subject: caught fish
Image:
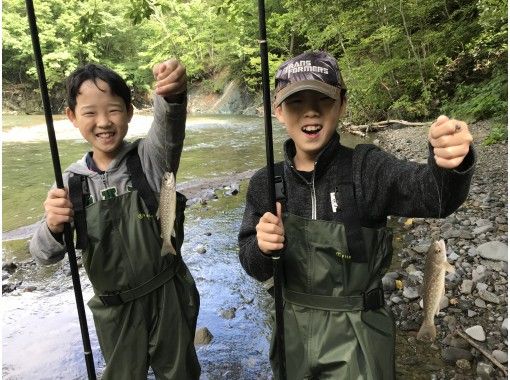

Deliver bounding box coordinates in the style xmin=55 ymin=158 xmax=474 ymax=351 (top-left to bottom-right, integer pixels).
xmin=158 ymin=171 xmax=177 ymax=256
xmin=417 ymin=239 xmax=455 ymax=341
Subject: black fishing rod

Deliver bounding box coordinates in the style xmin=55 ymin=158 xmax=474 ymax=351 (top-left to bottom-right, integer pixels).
xmin=25 ymin=1 xmax=97 ymax=379
xmin=256 ymin=1 xmax=286 ymax=379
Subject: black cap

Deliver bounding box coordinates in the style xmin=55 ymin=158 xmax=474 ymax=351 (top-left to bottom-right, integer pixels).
xmin=274 ymin=51 xmax=346 ymax=107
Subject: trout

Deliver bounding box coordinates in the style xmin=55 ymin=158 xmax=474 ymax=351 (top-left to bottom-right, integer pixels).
xmin=158 ymin=171 xmax=177 ymax=256
xmin=417 ymin=239 xmax=455 ymax=341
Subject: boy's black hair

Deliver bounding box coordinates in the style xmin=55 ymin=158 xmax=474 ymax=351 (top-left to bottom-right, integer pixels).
xmin=66 ymin=63 xmax=131 ymax=112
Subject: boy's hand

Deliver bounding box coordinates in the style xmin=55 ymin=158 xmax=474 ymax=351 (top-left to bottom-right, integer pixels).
xmin=44 ymin=188 xmax=74 ymax=234
xmin=256 ymin=202 xmax=285 ymax=255
xmin=428 ymin=115 xmax=473 ymax=169
xmin=152 ymin=59 xmax=187 ymax=99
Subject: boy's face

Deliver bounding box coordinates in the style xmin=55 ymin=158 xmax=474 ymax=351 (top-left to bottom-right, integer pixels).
xmin=275 ymin=89 xmax=345 ymax=164
xmin=66 ymin=79 xmax=133 ymax=164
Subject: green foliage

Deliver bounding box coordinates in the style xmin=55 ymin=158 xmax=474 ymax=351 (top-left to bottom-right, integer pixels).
xmin=483 ymin=120 xmax=508 ymax=145
xmin=441 ymin=69 xmax=507 ymax=122
xmin=2 ymin=0 xmax=508 ymax=123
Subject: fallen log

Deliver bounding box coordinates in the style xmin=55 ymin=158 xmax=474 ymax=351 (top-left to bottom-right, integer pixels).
xmin=340 ymin=119 xmax=431 ymax=136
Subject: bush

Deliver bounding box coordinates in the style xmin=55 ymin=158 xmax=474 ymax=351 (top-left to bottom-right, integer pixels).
xmin=441 ymin=70 xmax=507 ymax=122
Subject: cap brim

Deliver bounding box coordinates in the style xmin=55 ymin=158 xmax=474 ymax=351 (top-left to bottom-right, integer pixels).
xmin=274 ymin=80 xmax=341 ymax=107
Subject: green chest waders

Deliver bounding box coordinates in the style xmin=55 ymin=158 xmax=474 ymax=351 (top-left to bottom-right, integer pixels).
xmin=70 ymin=155 xmax=200 ymax=380
xmin=269 ymin=149 xmax=395 ymax=380
xmin=272 ymin=214 xmax=395 ymax=380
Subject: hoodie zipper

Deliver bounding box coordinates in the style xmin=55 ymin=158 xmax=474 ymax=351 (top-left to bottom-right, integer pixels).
xmin=100 ymin=172 xmax=108 ymax=187
xmin=291 ymin=162 xmax=318 ymax=220
xmin=310 ymin=163 xmax=317 ymax=220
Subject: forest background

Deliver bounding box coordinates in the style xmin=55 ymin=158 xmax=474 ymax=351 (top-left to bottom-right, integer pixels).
xmin=2 ymin=0 xmax=508 ymax=143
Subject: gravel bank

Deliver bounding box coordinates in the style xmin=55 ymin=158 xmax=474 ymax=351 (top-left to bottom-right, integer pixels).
xmin=374 ymin=121 xmax=508 ymax=379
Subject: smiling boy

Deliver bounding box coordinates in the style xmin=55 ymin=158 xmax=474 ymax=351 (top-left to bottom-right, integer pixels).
xmin=29 ymin=59 xmax=200 ymax=379
xmin=238 ymin=51 xmax=475 ymax=379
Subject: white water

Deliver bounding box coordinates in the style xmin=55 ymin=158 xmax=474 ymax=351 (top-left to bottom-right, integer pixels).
xmin=2 ymin=114 xmax=251 ymax=143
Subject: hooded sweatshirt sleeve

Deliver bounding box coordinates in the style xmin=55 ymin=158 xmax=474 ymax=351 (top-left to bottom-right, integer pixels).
xmin=238 ymin=168 xmax=275 ymax=282
xmin=29 ymin=171 xmax=72 ymax=265
xmin=353 ymin=143 xmax=476 ymax=221
xmin=138 ymin=94 xmax=187 ymax=192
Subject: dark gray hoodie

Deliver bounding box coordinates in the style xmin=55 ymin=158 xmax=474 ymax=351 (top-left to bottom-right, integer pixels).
xmin=238 ymin=131 xmax=476 ymax=282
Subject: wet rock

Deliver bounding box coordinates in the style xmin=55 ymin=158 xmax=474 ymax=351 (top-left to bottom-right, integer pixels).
xmin=471 ymin=265 xmax=487 ymax=283
xmin=403 ymin=286 xmax=419 ymax=300
xmin=400 ymin=319 xmax=420 ymax=331
xmin=194 ymin=327 xmax=213 ymax=345
xmin=2 ymin=271 xmax=10 ymax=281
xmin=2 ymin=262 xmax=17 ymax=274
xmin=441 ymin=347 xmax=473 ymax=363
xmin=411 ymin=243 xmax=430 ymax=254
xmin=501 ymin=318 xmax=508 ymax=335
xmin=2 ymin=281 xmax=22 ymax=294
xmin=467 ymin=310 xmax=477 ymax=317
xmin=195 ymin=245 xmax=207 ymax=254
xmin=220 ymin=307 xmax=236 ymax=320
xmin=492 ymin=350 xmax=507 ymax=364
xmin=460 ymin=280 xmax=474 ymax=294
xmin=478 ymin=289 xmax=500 ymax=304
xmin=382 ymin=274 xmax=396 ymax=291
xmin=22 ymin=285 xmax=37 ymax=292
xmin=473 ymin=224 xmax=493 ymax=235
xmin=224 ymin=182 xmax=240 ymax=196
xmin=455 ymin=358 xmax=471 ymax=370
xmin=476 ymin=362 xmax=494 ymax=380
xmin=449 ymin=336 xmax=471 ymax=350
xmin=474 ymin=298 xmax=487 ymax=308
xmin=476 ymin=241 xmax=508 ymax=262
xmin=465 ymin=325 xmax=486 ymax=341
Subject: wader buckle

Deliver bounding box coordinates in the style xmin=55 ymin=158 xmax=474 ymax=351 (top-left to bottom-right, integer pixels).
xmin=99 ymin=293 xmax=123 ymax=306
xmin=363 ymin=288 xmax=384 ymax=311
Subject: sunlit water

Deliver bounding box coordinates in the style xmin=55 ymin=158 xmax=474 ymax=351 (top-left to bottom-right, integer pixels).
xmin=3 ymin=207 xmax=274 ymax=380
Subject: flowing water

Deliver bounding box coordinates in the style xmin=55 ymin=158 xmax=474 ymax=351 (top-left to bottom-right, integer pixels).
xmin=2 ymin=114 xmax=366 ymax=379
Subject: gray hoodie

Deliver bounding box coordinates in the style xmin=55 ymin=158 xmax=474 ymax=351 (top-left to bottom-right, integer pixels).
xmin=29 ymin=95 xmax=186 ymax=265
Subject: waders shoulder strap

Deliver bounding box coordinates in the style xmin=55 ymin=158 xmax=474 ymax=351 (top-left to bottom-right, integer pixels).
xmin=68 ymin=149 xmax=159 ymax=249
xmin=126 ymin=149 xmax=158 ymax=215
xmin=337 ymin=146 xmax=368 ymax=263
xmin=69 ymin=174 xmax=89 ymax=250
xmin=273 ymin=161 xmax=286 ymax=204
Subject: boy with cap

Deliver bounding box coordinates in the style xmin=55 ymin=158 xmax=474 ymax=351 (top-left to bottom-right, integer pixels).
xmin=29 ymin=59 xmax=200 ymax=379
xmin=238 ymin=51 xmax=475 ymax=379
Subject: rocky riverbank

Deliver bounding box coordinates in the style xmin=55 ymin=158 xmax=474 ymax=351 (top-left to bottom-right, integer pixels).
xmin=373 ymin=121 xmax=508 ymax=379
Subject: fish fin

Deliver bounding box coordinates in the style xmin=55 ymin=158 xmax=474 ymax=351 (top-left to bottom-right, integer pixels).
xmin=161 ymin=240 xmax=177 ymax=256
xmin=417 ymin=322 xmax=437 ymax=342
xmin=444 ymin=262 xmax=455 ymax=273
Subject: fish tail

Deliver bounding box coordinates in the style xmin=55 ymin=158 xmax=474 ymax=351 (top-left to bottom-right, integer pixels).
xmin=161 ymin=240 xmax=177 ymax=256
xmin=417 ymin=322 xmax=437 ymax=342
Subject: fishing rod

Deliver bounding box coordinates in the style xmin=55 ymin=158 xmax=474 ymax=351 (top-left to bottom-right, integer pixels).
xmin=256 ymin=1 xmax=286 ymax=379
xmin=25 ymin=1 xmax=97 ymax=378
